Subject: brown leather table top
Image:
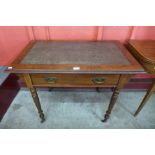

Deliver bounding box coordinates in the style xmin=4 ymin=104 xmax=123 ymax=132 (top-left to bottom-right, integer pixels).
xmin=6 ymin=41 xmax=144 ymax=74
xmin=20 ymin=41 xmax=130 ymax=65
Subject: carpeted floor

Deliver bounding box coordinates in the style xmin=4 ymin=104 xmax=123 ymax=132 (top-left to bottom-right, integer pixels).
xmin=0 ymin=89 xmax=155 ymax=129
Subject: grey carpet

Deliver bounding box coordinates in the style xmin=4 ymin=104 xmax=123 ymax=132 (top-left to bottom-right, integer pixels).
xmin=0 ymin=90 xmax=155 ymax=129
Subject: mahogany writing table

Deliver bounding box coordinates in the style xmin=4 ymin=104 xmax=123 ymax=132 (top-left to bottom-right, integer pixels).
xmin=6 ymin=41 xmax=144 ymax=123
xmin=127 ymin=40 xmax=155 ymax=116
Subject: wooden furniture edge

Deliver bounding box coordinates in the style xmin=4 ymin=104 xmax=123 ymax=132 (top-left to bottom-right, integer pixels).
xmin=127 ymin=40 xmax=155 ymax=64
xmin=5 ymin=40 xmax=144 ymax=74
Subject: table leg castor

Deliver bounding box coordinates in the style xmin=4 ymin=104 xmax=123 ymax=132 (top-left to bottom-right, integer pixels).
xmin=101 ymin=111 xmax=110 ymax=122
xmin=40 ymin=112 xmax=45 ymax=123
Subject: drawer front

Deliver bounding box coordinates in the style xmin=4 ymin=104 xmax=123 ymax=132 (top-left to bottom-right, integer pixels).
xmin=30 ymin=74 xmax=120 ymax=86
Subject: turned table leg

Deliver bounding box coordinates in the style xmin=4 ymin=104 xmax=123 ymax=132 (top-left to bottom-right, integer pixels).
xmin=101 ymin=75 xmax=132 ymax=122
xmin=23 ymin=74 xmax=45 ymax=123
xmin=102 ymin=87 xmax=120 ymax=122
xmin=134 ymin=80 xmax=155 ymax=116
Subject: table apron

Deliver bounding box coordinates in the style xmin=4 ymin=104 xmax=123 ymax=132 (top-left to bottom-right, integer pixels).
xmin=19 ymin=73 xmax=121 ymax=87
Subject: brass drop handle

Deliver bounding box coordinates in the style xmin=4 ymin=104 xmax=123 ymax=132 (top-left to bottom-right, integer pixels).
xmin=44 ymin=77 xmax=57 ymax=84
xmin=92 ymin=77 xmax=106 ymax=84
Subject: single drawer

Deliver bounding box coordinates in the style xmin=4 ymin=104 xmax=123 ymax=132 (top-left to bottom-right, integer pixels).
xmin=30 ymin=74 xmax=120 ymax=87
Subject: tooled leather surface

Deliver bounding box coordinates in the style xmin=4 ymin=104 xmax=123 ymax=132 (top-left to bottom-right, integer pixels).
xmin=21 ymin=41 xmax=130 ymax=65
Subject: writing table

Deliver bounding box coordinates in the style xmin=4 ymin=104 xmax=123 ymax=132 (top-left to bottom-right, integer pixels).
xmin=6 ymin=41 xmax=144 ymax=123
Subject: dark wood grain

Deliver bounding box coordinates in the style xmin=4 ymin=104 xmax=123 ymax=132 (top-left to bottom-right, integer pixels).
xmin=127 ymin=40 xmax=155 ymax=116
xmin=6 ymin=40 xmax=144 ymax=74
xmin=5 ymin=40 xmax=145 ymax=123
xmin=23 ymin=74 xmax=45 ymax=123
xmin=134 ymin=80 xmax=155 ymax=116
xmin=127 ymin=40 xmax=155 ymax=74
xmin=102 ymin=74 xmax=132 ymax=122
xmin=128 ymin=40 xmax=155 ymax=63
